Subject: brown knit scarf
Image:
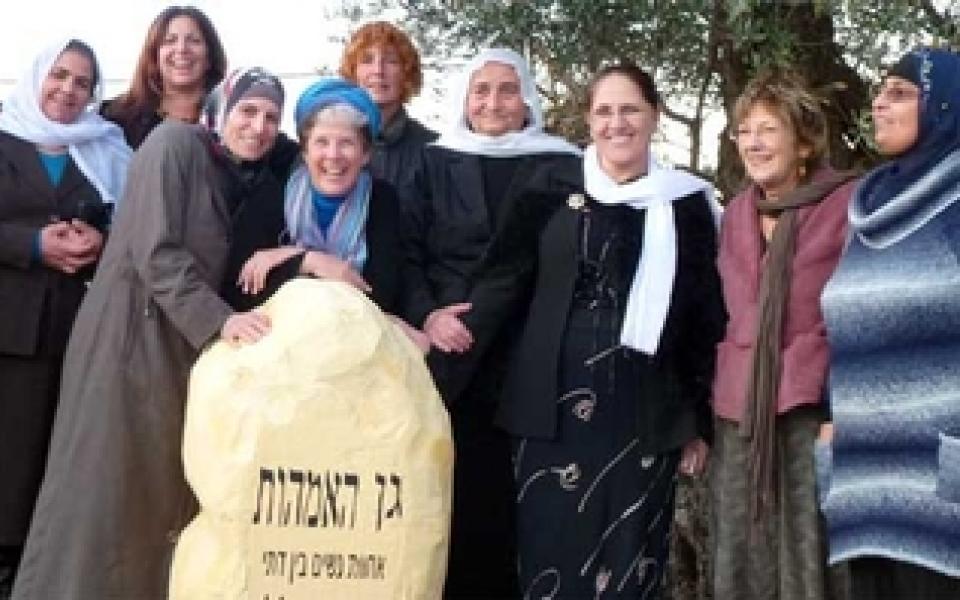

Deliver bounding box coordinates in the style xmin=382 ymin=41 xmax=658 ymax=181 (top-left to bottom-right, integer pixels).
xmin=740 ymin=168 xmax=858 ymax=524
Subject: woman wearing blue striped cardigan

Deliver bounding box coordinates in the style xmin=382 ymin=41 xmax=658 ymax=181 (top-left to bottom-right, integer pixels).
xmin=818 ymin=47 xmax=960 ymax=599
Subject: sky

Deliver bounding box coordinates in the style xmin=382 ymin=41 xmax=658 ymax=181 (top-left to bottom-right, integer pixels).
xmin=0 ymin=0 xmax=429 ymax=136
xmin=0 ymin=0 xmax=719 ymax=168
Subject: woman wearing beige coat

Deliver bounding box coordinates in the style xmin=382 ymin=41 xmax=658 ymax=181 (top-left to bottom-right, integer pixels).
xmin=12 ymin=68 xmax=285 ymax=600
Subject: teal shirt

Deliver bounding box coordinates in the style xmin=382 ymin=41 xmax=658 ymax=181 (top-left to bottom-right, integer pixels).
xmin=32 ymin=151 xmax=70 ymax=262
xmin=39 ymin=151 xmax=69 ymax=186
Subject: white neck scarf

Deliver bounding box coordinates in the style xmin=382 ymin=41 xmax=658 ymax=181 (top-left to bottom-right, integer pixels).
xmin=584 ymin=144 xmax=718 ymax=354
xmin=432 ymin=48 xmax=581 ymax=158
xmin=0 ymin=39 xmax=132 ymax=204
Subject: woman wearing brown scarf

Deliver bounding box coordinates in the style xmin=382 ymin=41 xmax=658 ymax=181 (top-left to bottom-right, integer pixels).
xmin=710 ymin=70 xmax=857 ymax=600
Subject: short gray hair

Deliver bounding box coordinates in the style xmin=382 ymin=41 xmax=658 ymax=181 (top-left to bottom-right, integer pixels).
xmin=297 ymin=102 xmax=372 ymax=148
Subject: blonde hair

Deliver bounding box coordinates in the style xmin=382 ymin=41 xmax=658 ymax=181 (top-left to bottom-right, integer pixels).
xmin=732 ymin=69 xmax=829 ymax=174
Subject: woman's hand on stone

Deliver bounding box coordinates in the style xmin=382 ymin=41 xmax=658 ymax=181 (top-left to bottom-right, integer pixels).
xmin=238 ymin=246 xmax=302 ymax=295
xmin=221 ymin=311 xmax=271 ymax=346
xmin=299 ymin=250 xmax=372 ymax=293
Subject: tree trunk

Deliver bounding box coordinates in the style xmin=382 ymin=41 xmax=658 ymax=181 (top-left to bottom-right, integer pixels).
xmin=713 ymin=0 xmax=872 ymax=201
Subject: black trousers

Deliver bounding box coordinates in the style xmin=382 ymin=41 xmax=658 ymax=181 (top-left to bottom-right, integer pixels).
xmin=442 ymin=369 xmax=519 ymax=599
xmin=848 ymin=556 xmax=960 ymax=600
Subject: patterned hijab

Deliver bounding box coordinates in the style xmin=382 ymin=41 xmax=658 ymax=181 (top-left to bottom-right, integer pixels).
xmin=201 ymin=66 xmax=285 ymax=136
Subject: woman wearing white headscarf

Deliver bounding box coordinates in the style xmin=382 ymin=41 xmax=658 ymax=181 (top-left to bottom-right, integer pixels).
xmin=456 ymin=62 xmax=724 ymax=599
xmin=0 ymin=39 xmax=130 ymax=597
xmin=401 ymin=47 xmax=580 ymax=597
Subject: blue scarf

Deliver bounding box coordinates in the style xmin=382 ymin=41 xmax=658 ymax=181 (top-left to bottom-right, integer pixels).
xmin=854 ymin=48 xmax=960 ymax=219
xmin=284 ymin=161 xmax=370 ymax=272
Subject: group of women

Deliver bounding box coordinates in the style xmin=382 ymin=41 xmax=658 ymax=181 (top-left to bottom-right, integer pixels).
xmin=0 ymin=4 xmax=958 ymax=600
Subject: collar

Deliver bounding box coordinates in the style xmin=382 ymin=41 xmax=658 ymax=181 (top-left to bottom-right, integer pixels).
xmin=377 ymin=106 xmax=409 ymax=146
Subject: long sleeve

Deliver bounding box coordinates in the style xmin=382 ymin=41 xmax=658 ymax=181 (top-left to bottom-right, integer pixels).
xmin=124 ymin=125 xmax=233 ymax=350
xmin=399 ymin=155 xmax=440 ymax=327
xmin=432 ymin=191 xmax=562 ymax=403
xmin=675 ymin=193 xmax=726 ymax=444
xmin=0 ymin=221 xmax=39 ymax=269
xmin=462 ymin=190 xmax=562 ymax=344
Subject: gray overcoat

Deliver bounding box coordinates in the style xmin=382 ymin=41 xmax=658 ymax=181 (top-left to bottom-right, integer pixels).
xmin=12 ymin=122 xmax=234 ymax=600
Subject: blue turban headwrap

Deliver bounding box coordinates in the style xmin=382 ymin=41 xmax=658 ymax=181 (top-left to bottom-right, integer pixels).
xmin=294 ymin=77 xmax=381 ymax=139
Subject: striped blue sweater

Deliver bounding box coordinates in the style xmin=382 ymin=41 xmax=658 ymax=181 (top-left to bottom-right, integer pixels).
xmin=818 ymin=148 xmax=960 ymax=577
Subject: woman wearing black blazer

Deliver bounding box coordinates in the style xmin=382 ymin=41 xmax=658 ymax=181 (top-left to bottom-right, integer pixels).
xmin=460 ymin=63 xmax=724 ymax=599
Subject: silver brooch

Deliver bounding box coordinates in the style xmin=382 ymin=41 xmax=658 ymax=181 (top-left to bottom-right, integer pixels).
xmin=567 ymin=193 xmax=586 ymax=210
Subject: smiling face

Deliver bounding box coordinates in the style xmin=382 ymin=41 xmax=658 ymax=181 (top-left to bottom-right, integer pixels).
xmin=734 ymin=101 xmax=808 ymax=198
xmin=587 ymin=72 xmax=658 ymax=182
xmin=303 ymin=117 xmax=371 ymax=197
xmin=220 ymin=97 xmax=281 ymax=161
xmin=156 ymin=15 xmax=209 ymax=92
xmin=465 ymin=61 xmax=527 ymax=136
xmin=40 ymin=49 xmax=94 ymax=124
xmin=354 ymin=44 xmax=404 ymax=116
xmin=872 ymin=75 xmax=921 ymax=157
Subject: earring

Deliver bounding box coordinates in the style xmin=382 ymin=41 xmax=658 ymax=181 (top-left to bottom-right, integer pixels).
xmin=798 ymin=162 xmax=807 ymax=180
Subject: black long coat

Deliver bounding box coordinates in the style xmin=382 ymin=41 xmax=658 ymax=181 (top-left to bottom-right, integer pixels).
xmin=0 ymin=131 xmax=108 ymax=543
xmin=400 ymin=146 xmax=581 ymax=597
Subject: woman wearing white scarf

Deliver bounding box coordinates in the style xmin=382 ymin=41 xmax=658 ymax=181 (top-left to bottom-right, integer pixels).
xmin=0 ymin=39 xmax=131 ymax=206
xmin=432 ymin=48 xmax=582 ymax=158
xmin=0 ymin=38 xmax=130 ymax=597
xmin=456 ymin=62 xmax=724 ymax=599
xmin=400 ymin=47 xmax=580 ymax=597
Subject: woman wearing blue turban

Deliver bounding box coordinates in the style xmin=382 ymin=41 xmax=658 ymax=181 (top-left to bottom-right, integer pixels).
xmin=227 ymin=77 xmax=421 ymax=345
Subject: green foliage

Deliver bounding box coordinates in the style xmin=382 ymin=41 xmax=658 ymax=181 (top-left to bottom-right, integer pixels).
xmin=368 ymin=0 xmax=953 ymax=187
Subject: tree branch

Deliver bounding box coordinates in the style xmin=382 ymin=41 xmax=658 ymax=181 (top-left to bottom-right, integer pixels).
xmin=662 ymin=105 xmax=696 ymax=128
xmin=918 ymin=0 xmax=959 ymax=40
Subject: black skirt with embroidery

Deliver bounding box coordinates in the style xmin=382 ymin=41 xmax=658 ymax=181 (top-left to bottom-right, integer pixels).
xmin=512 ymin=203 xmax=680 ymax=599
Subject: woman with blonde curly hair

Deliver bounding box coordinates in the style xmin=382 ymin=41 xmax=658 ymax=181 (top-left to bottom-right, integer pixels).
xmin=710 ymin=69 xmax=857 ymax=600
xmin=339 ymin=21 xmax=436 ymax=188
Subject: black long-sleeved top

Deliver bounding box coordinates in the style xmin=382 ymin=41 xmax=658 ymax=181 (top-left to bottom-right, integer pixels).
xmin=460 ymin=180 xmax=726 ymax=451
xmin=370 ymin=108 xmax=436 ymax=190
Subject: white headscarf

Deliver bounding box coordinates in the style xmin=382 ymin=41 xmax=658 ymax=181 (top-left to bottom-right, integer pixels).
xmin=432 ymin=48 xmax=581 ymax=157
xmin=0 ymin=39 xmax=132 ymax=205
xmin=584 ymin=144 xmax=720 ymax=354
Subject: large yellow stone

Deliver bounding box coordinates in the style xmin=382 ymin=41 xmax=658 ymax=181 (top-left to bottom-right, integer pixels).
xmin=170 ymin=279 xmax=453 ymax=600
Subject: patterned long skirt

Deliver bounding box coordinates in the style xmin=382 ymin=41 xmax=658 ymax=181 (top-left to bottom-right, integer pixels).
xmin=711 ymin=408 xmax=848 ymax=600
xmin=512 ymin=311 xmax=680 ymax=599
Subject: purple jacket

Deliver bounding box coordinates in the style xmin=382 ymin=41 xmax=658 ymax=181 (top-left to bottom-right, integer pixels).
xmin=712 ymin=172 xmax=855 ymax=421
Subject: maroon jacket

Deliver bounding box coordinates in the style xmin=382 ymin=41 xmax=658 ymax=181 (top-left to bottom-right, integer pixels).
xmin=711 ymin=171 xmax=856 ymax=421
